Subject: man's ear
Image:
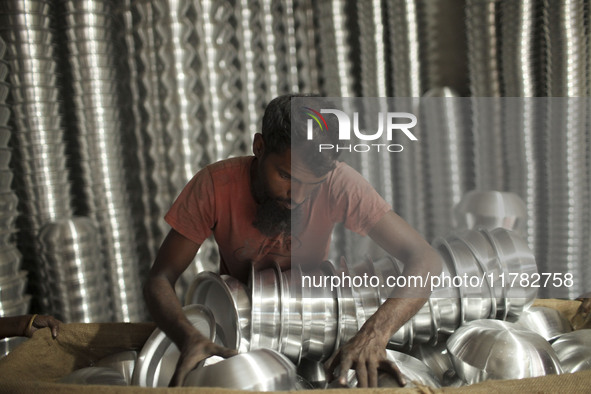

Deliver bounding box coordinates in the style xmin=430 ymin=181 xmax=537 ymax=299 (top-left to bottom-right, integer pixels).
xmin=253 ymin=133 xmax=265 ymax=158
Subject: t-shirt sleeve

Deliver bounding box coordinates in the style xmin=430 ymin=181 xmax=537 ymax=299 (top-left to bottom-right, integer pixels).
xmin=329 ymin=162 xmax=392 ymax=236
xmin=164 ymin=167 xmax=216 ymax=245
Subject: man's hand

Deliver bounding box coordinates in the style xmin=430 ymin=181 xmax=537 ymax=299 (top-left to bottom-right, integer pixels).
xmin=325 ymin=322 xmax=405 ymax=388
xmin=169 ymin=331 xmax=238 ymax=387
xmin=26 ymin=314 xmax=61 ymax=339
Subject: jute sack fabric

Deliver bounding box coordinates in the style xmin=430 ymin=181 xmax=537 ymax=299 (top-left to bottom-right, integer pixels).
xmin=0 ymin=299 xmax=589 ymax=393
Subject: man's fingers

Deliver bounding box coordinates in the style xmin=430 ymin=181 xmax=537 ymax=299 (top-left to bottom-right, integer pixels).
xmin=51 ymin=325 xmax=58 ymax=339
xmin=336 ymin=356 xmax=353 ymax=386
xmin=368 ymin=360 xmax=379 ymax=388
xmin=324 ymin=351 xmax=340 ymax=378
xmin=355 ymin=362 xmax=368 ymax=388
xmin=382 ymin=360 xmax=406 ymax=387
xmin=213 ymin=345 xmax=238 ymax=359
xmin=170 ymin=354 xmax=203 ymax=387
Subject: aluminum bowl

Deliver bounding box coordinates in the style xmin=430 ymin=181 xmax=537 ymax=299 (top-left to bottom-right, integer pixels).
xmin=297 ymin=357 xmax=327 ymax=389
xmin=0 ymin=271 xmax=27 ymax=303
xmin=0 ymin=62 xmax=7 ymax=81
xmin=0 ymin=294 xmax=31 ymax=317
xmin=447 ymin=319 xmax=562 ymax=384
xmin=0 ymin=246 xmax=21 ymax=278
xmin=0 ymin=127 xmax=11 ymax=146
xmin=0 ymin=26 xmax=54 ymax=45
xmin=7 ymin=57 xmax=56 ymax=73
xmin=412 ymin=341 xmax=458 ymax=385
xmin=9 ymin=85 xmax=60 ymax=102
xmin=60 ymin=367 xmax=127 ymax=386
xmin=61 ymin=0 xmax=111 ymax=13
xmin=249 ymin=264 xmax=281 ymax=351
xmin=64 ymin=12 xmax=113 ymax=27
xmin=0 ymin=0 xmax=51 ymax=14
xmin=0 ymin=148 xmax=11 ymax=168
xmin=453 ymin=190 xmax=527 ymax=235
xmin=0 ymin=336 xmax=27 ymax=358
xmin=183 ymin=348 xmax=297 ymax=390
xmin=3 ymin=42 xmax=57 ymax=59
xmin=185 ymin=271 xmax=251 ymax=353
xmin=484 ymin=228 xmax=538 ymax=317
xmin=279 ymin=268 xmax=303 ymax=363
xmin=0 ymin=13 xmax=53 ymax=28
xmin=131 ymin=304 xmax=215 ymax=387
xmin=95 ymin=350 xmax=137 ymax=385
xmin=516 ymin=306 xmax=572 ymax=342
xmin=551 ymin=329 xmax=591 ymax=373
xmin=10 ymin=71 xmax=59 ymax=87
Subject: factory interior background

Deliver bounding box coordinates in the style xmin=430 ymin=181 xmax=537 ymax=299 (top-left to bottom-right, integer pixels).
xmin=0 ymin=0 xmax=590 ymax=323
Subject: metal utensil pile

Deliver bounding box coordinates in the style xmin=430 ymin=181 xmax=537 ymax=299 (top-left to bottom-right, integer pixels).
xmin=184 ymin=227 xmax=537 ymax=366
xmin=0 ymin=33 xmax=30 ymax=359
xmin=59 ymin=0 xmax=145 ymax=322
xmin=37 ymin=217 xmax=112 ymax=322
xmin=0 ymin=0 xmax=73 ymax=317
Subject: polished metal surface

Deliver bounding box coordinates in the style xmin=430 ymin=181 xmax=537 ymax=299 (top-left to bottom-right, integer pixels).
xmin=249 ymin=263 xmax=282 ymax=352
xmin=447 ymin=319 xmax=562 ymax=384
xmin=516 ymin=306 xmax=572 ymax=342
xmin=551 ymin=329 xmax=591 ymax=373
xmin=183 ymin=348 xmax=297 ymax=391
xmin=296 ymin=357 xmax=327 ymax=389
xmin=412 ymin=341 xmax=459 ymax=386
xmin=0 ymin=336 xmax=27 ymax=359
xmin=132 ymin=304 xmax=215 ymax=387
xmin=37 ymin=217 xmax=111 ymax=322
xmin=59 ymin=367 xmax=128 ymax=386
xmin=453 ymin=190 xmax=528 ymax=235
xmin=185 ymin=271 xmax=250 ymax=353
xmin=95 ymin=350 xmax=138 ymax=385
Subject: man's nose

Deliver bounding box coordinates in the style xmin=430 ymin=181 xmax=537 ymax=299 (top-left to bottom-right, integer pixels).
xmin=289 ymin=182 xmax=308 ymax=206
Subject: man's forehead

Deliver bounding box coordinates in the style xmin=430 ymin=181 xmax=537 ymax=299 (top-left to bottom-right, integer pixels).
xmin=289 ymin=150 xmax=329 ymax=184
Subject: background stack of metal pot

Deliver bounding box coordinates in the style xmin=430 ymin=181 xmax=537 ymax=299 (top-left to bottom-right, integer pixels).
xmin=0 ymin=34 xmax=31 ymax=358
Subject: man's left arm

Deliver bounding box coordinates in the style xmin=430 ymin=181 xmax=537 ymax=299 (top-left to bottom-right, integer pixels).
xmin=326 ymin=210 xmax=443 ymax=388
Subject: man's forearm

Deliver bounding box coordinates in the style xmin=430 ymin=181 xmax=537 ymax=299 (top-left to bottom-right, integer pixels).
xmin=143 ymin=275 xmax=206 ymax=347
xmin=359 ymin=297 xmax=428 ymax=347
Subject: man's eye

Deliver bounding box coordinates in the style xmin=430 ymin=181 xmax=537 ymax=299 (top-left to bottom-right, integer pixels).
xmin=280 ymin=172 xmax=290 ymax=180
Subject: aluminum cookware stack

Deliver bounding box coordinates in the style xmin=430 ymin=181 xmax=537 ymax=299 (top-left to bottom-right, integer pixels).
xmin=0 ymin=31 xmax=31 ymax=335
xmin=0 ymin=0 xmax=73 ymax=315
xmin=37 ymin=217 xmax=112 ymax=322
xmin=0 ymin=33 xmax=29 ymax=353
xmin=186 ymin=227 xmax=537 ymax=365
xmin=58 ymin=0 xmax=145 ymax=322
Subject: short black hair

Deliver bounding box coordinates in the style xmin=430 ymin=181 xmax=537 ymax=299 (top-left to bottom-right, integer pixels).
xmin=261 ymin=93 xmax=340 ymax=176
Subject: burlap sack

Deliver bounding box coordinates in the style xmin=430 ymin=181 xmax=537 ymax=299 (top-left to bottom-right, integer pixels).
xmin=0 ymin=299 xmax=589 ymax=393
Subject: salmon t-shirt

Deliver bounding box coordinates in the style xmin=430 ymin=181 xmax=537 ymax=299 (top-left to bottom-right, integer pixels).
xmin=165 ymin=156 xmax=391 ymax=283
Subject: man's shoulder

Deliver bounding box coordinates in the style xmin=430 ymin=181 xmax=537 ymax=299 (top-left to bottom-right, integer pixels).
xmin=206 ymin=156 xmax=253 ymax=172
xmin=202 ymin=156 xmax=253 ymax=187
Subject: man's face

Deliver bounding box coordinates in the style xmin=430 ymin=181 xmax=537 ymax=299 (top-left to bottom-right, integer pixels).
xmin=251 ymin=145 xmax=328 ymax=237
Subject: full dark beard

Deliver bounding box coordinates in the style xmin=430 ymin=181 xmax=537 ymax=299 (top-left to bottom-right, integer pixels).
xmin=251 ymin=183 xmax=302 ymax=238
xmin=252 ymin=198 xmax=293 ymax=237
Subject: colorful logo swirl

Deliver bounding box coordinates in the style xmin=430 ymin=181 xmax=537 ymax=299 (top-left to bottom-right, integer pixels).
xmin=304 ymin=107 xmax=328 ymax=131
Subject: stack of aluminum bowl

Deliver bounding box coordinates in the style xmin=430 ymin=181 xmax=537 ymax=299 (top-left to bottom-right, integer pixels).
xmin=59 ymin=0 xmax=144 ymax=322
xmin=37 ymin=217 xmax=112 ymax=322
xmin=187 ymin=227 xmax=538 ymax=364
xmin=0 ymin=1 xmax=74 ymax=315
xmin=0 ymin=33 xmax=31 ymax=358
xmin=429 ymin=227 xmax=538 ymax=342
xmin=453 ymin=190 xmax=528 ymax=236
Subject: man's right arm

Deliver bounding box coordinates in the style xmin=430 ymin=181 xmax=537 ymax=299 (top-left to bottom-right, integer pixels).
xmin=143 ymin=229 xmax=237 ymax=386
